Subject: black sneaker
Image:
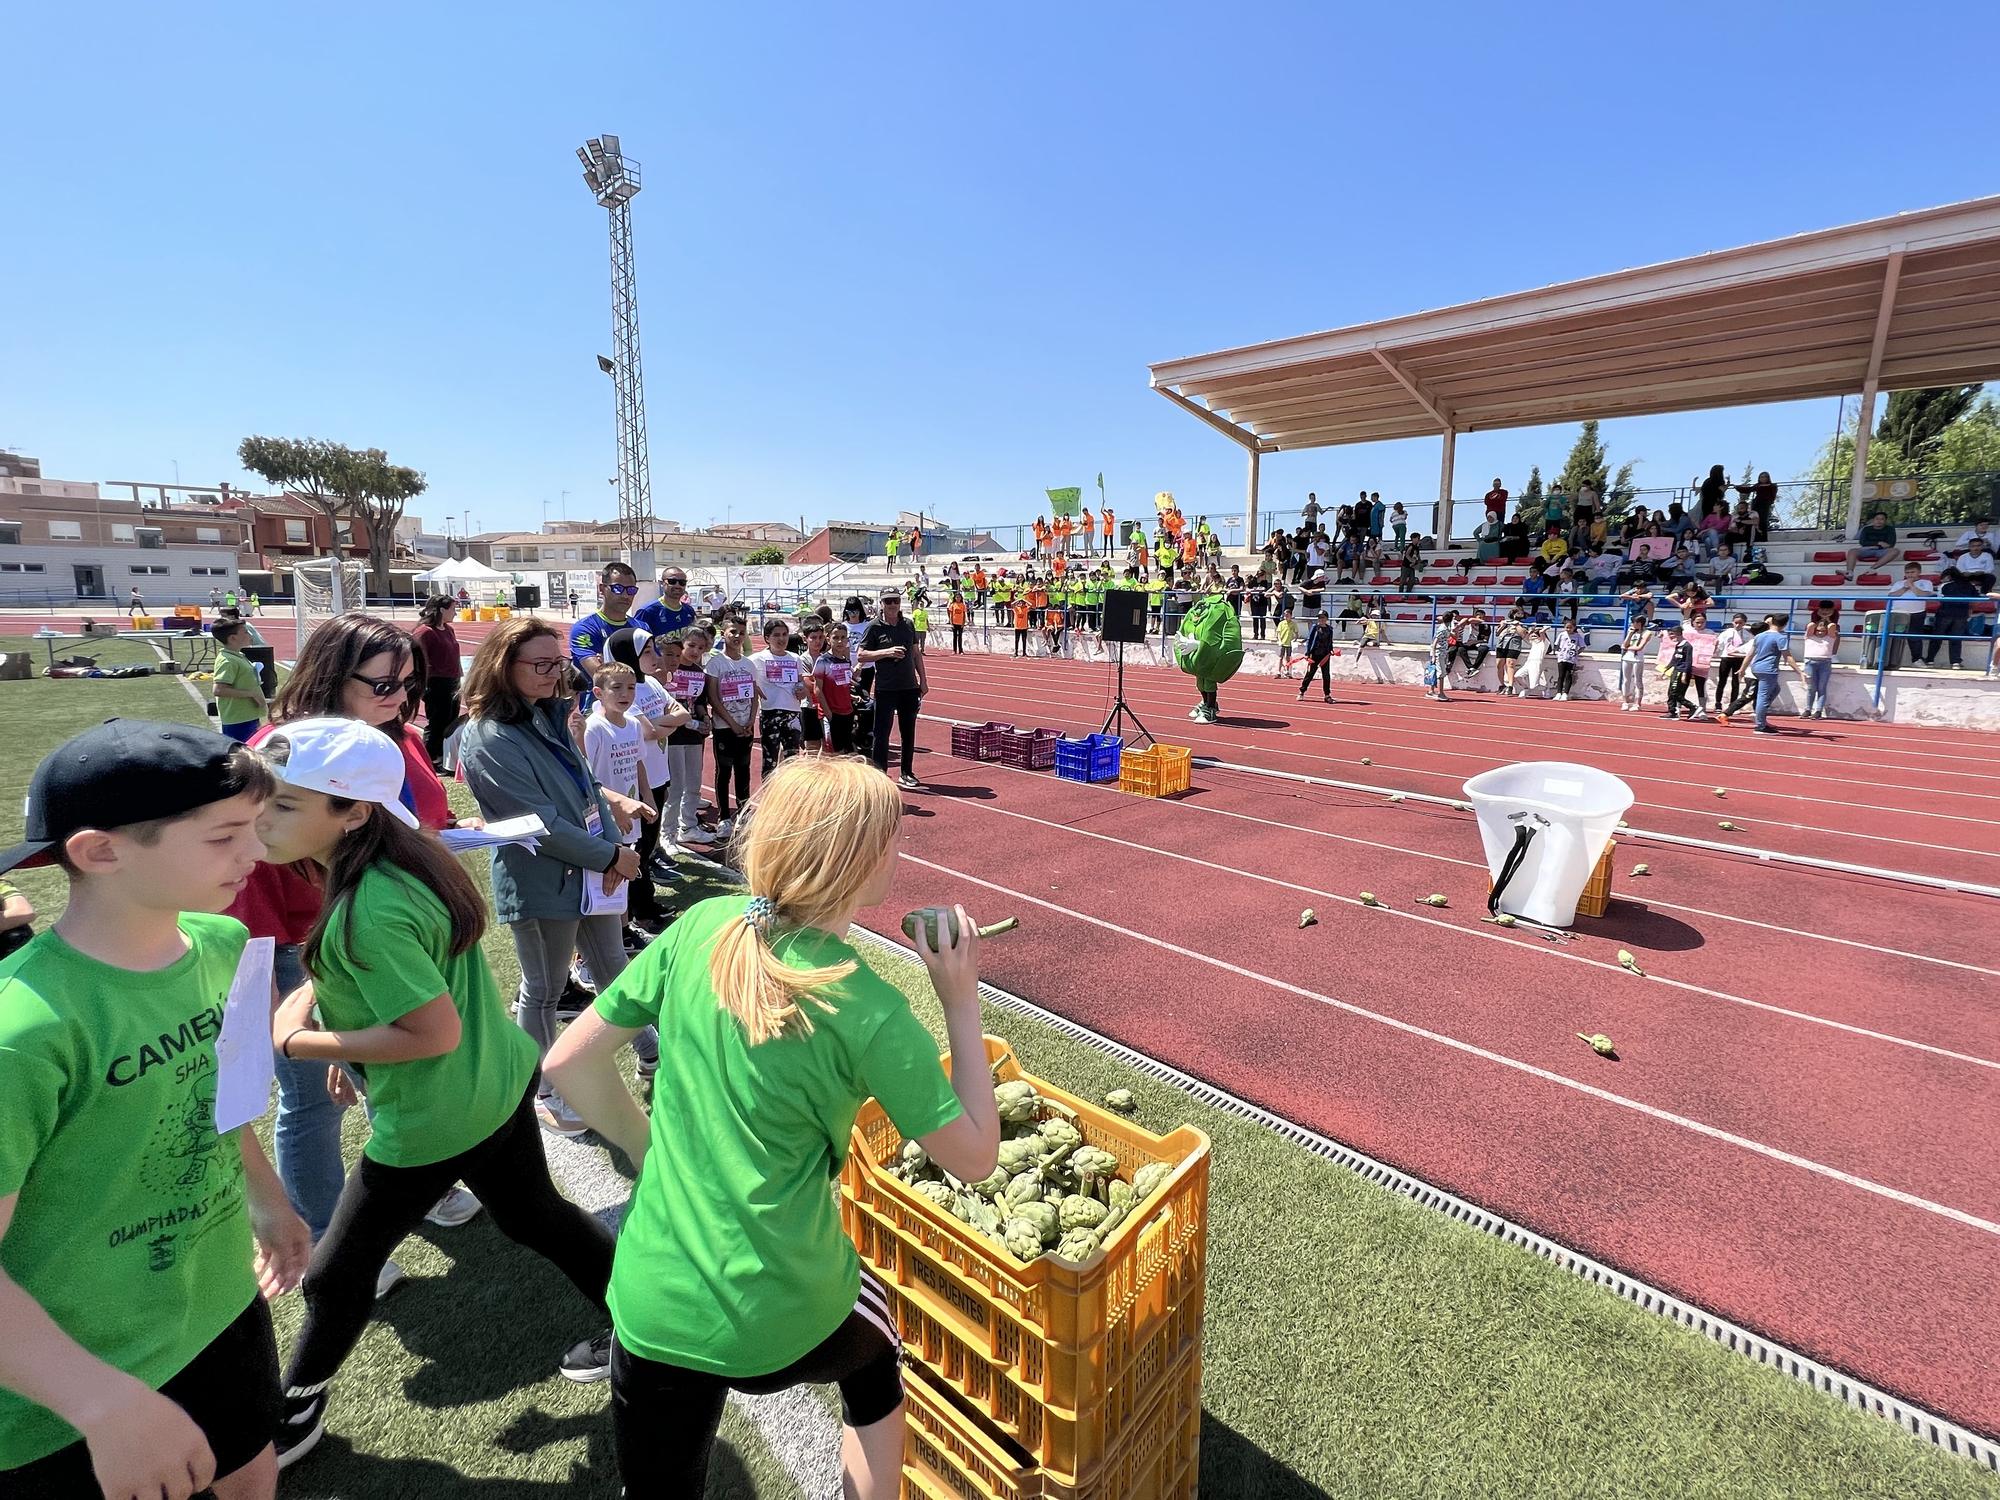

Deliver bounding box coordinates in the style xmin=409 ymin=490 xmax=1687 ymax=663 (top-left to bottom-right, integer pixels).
xmin=637 ymin=1064 xmax=656 ymax=1108
xmin=559 ymin=1328 xmax=614 ymax=1384
xmin=555 ymin=977 xmax=596 ymax=1021
xmin=275 ymin=1388 xmax=329 ymax=1470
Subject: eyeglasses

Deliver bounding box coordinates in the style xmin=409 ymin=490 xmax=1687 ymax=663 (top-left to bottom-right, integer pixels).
xmin=606 ymin=583 xmax=638 ymax=597
xmin=351 ymin=670 xmax=421 ymax=698
xmin=515 ymin=657 xmax=566 ymax=676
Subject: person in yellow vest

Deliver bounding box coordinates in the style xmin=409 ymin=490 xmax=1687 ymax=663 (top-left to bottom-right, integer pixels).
xmin=991 ymin=574 xmax=1014 ymax=627
xmin=1145 ymin=573 xmax=1167 ymax=634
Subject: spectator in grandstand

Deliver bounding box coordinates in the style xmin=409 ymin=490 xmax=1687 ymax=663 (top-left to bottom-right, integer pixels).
xmin=1923 ymin=567 xmax=1980 ymax=669
xmin=1301 ymin=491 xmax=1323 ymax=530
xmin=1483 ymin=479 xmax=1509 ymax=522
xmin=1798 ymin=603 xmax=1839 ymax=716
xmin=1397 ymin=543 xmax=1422 ymax=594
xmin=1883 ymin=561 xmax=1936 ymax=666
xmin=1845 ymin=509 xmax=1900 ymax=579
xmin=1543 ymin=486 xmax=1568 ymax=532
xmin=1701 ymin=541 xmax=1740 ymax=588
xmin=1951 ymin=518 xmax=1994 ymax=556
xmin=1698 ymin=464 xmax=1730 ymax=520
xmin=1498 ymin=510 xmax=1531 ymax=562
xmin=1955 ymin=533 xmax=1996 ymax=585
xmin=1539 ymin=526 xmax=1569 ymax=567
xmin=1729 ymin=496 xmax=1762 ymax=547
xmin=1748 ymin=471 xmax=1779 ymax=536
xmin=1389 ymin=501 xmax=1409 ymax=545
xmin=1585 ymin=546 xmax=1622 ymax=593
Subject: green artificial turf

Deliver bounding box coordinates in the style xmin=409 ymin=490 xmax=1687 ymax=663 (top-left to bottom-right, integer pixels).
xmin=1 ymin=664 xmax=1994 ymax=1497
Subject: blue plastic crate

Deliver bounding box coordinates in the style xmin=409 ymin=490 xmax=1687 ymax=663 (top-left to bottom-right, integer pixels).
xmin=1053 ymin=733 xmax=1123 ymax=784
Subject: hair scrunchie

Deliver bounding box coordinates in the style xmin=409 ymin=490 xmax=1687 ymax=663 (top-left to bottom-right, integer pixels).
xmin=743 ymin=895 xmax=777 ymax=936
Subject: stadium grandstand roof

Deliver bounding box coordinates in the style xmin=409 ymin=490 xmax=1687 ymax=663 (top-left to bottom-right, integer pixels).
xmin=1148 ymin=194 xmax=2000 ymax=453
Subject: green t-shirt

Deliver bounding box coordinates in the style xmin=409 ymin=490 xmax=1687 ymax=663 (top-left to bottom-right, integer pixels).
xmin=211 ymin=646 xmax=263 ymax=727
xmin=0 ymin=915 xmax=256 ymax=1467
xmin=595 ymin=894 xmax=961 ymax=1377
xmin=312 ymin=865 xmax=536 ymax=1167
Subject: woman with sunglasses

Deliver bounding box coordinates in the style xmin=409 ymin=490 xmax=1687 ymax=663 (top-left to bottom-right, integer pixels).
xmin=457 ymin=617 xmax=658 ymax=1134
xmin=224 ymin=612 xmax=476 ymax=1294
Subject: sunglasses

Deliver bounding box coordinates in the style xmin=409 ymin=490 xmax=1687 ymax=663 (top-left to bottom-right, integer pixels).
xmin=351 ymin=670 xmax=421 ymax=698
xmin=663 ymin=577 xmax=687 ymax=587
xmin=606 ymin=583 xmax=639 ymax=597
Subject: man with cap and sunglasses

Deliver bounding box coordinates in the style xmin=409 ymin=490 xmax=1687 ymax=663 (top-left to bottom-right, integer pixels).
xmin=0 ymin=720 xmax=311 ymax=1500
xmin=856 ymin=587 xmax=928 ymax=789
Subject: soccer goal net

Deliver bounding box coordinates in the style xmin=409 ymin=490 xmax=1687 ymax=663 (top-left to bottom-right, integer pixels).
xmin=292 ymin=557 xmax=369 ymax=648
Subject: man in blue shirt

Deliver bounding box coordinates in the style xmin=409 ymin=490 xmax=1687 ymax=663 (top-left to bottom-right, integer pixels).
xmin=570 ymin=562 xmax=641 ymax=678
xmin=632 ymin=566 xmax=696 ymax=642
xmin=1748 ymin=614 xmax=1799 ymax=733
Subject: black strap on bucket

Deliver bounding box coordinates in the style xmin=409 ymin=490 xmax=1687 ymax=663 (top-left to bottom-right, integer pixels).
xmin=1488 ymin=815 xmax=1544 ymax=914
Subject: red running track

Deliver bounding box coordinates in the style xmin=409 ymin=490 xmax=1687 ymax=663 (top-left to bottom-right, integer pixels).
xmin=854 ymin=652 xmax=2000 ymax=1438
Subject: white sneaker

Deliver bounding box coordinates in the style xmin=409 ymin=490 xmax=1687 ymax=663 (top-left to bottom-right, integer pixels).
xmin=425 ymin=1185 xmax=482 ymax=1228
xmin=679 ymin=826 xmax=716 ymax=846
xmin=537 ymin=1093 xmax=589 ymax=1135
xmin=714 ymin=817 xmax=735 ymax=840
xmin=376 ymin=1258 xmax=408 ymax=1299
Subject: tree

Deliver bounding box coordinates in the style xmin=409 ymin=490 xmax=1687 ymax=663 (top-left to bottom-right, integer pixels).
xmin=1925 ymin=396 xmax=2000 ymax=523
xmin=1555 ymin=420 xmax=1610 ymax=498
xmin=1520 ymin=465 xmax=1544 ymax=506
xmin=1876 ymin=386 xmax=1980 ymax=466
xmin=1792 ymin=411 xmax=1909 ymax=528
xmin=743 ymin=544 xmax=787 ymax=565
xmin=237 ymin=435 xmax=427 ymax=596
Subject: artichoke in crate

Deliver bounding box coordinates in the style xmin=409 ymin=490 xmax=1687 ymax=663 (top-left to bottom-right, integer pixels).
xmin=968 ymin=1166 xmax=1011 ymax=1200
xmin=1058 ymin=1194 xmax=1110 ymax=1233
xmin=1055 ymin=1228 xmax=1103 ymax=1264
xmin=1002 ymin=1218 xmax=1046 ymax=1262
xmin=1131 ymin=1161 xmax=1173 ymax=1203
xmin=1106 ymin=1179 xmax=1136 ymax=1214
xmin=1072 ymin=1146 xmax=1121 ymax=1181
xmin=994 ymin=1080 xmax=1041 ymax=1125
xmin=1014 ymin=1200 xmax=1059 ymax=1245
xmin=912 ymin=1180 xmax=955 ymax=1210
xmin=1097 ymin=1199 xmax=1132 ymax=1239
xmin=1038 ymin=1119 xmax=1082 ymax=1155
xmin=955 ymin=1191 xmax=1003 ymax=1236
xmin=898 ymin=1140 xmax=930 ymax=1178
xmin=1003 ymin=1171 xmax=1046 ymax=1209
xmin=996 ymin=1137 xmax=1041 ymax=1174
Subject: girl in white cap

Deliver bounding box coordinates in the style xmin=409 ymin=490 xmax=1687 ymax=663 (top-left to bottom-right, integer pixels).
xmin=251 ymin=717 xmax=615 ymax=1468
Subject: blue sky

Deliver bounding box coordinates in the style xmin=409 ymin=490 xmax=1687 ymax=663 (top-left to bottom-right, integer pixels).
xmin=3 ymin=2 xmax=1995 ymax=540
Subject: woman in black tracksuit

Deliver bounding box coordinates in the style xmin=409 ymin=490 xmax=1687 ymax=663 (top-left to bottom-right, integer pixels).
xmin=1298 ymin=610 xmax=1335 ymax=702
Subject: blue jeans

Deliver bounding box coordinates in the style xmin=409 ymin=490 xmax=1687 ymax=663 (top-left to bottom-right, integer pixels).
xmin=1804 ymin=658 xmax=1832 ymax=714
xmin=272 ymin=942 xmax=348 ymax=1240
xmin=1753 ymin=672 xmax=1781 ymax=730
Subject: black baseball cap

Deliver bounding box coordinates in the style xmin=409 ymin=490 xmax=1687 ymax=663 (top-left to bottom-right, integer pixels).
xmin=0 ymin=720 xmax=251 ymax=874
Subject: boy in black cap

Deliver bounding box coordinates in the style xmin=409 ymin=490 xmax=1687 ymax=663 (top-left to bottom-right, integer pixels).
xmin=0 ymin=720 xmax=310 ymax=1499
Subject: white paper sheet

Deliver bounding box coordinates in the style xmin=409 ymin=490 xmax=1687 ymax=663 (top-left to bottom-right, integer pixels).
xmin=438 ymin=814 xmax=546 ymax=856
xmin=212 ymin=936 xmax=277 ymax=1135
xmin=582 ymin=866 xmax=629 ymax=917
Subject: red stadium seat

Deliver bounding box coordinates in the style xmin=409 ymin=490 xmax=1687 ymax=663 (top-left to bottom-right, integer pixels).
xmin=1812 ymin=550 xmax=1848 ymax=562
xmin=1811 ymin=573 xmax=1847 ymax=585
xmin=1857 ymin=573 xmax=1891 ymax=586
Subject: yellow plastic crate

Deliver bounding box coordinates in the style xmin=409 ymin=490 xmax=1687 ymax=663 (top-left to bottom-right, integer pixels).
xmin=1117 ymin=744 xmax=1192 ymax=798
xmin=842 ymin=1036 xmax=1209 ymax=1487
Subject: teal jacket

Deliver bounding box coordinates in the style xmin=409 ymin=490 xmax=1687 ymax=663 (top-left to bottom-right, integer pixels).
xmin=458 ymin=698 xmax=621 ymax=924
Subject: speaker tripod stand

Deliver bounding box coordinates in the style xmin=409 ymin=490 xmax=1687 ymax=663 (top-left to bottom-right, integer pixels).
xmin=1100 ymin=641 xmax=1156 ymax=747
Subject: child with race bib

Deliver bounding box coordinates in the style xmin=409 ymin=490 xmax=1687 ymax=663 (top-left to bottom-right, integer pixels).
xmin=254 ymin=718 xmax=617 ymax=1467
xmin=749 ymin=619 xmax=806 ymax=778
xmin=544 ymin=757 xmax=1001 ymax=1496
xmin=663 ymin=626 xmax=715 ymax=845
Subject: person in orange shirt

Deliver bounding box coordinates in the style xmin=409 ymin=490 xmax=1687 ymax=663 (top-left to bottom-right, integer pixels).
xmin=1044 ymin=605 xmax=1066 ymax=657
xmin=1012 ymin=597 xmax=1032 ymax=656
xmin=1029 ymin=580 xmax=1049 ymax=628
xmin=1180 ymin=531 xmax=1200 ymax=568
xmin=1059 ymin=515 xmax=1075 ymax=555
xmin=1079 ymin=507 xmax=1094 ymax=555
xmin=1051 ymin=551 xmax=1067 ymax=580
xmin=1031 ymin=518 xmax=1047 ymax=559
xmin=947 ymin=593 xmax=968 ymax=654
xmin=1165 ymin=509 xmax=1185 ymax=540
xmin=1102 ymin=508 xmax=1115 ymax=552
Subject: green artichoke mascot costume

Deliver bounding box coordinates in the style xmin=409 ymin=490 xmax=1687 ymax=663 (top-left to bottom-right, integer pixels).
xmin=1173 ymin=591 xmax=1244 ymax=723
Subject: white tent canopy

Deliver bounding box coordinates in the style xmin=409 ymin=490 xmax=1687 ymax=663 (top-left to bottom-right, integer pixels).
xmin=415 ymin=556 xmax=511 ymax=584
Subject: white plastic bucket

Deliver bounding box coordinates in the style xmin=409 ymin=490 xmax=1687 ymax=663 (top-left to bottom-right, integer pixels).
xmin=1462 ymin=761 xmax=1635 ymax=928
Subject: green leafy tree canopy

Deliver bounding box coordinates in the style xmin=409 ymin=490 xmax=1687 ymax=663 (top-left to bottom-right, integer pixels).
xmin=743 ymin=544 xmax=788 ymax=565
xmin=238 ymin=435 xmax=427 ymax=595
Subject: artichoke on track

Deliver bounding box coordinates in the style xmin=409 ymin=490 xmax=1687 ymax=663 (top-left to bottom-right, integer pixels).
xmin=1421 ymin=894 xmax=1449 ymax=908
xmin=1577 ymin=1032 xmax=1617 ymax=1058
xmin=1718 ymin=820 xmax=1738 ymax=831
xmin=1298 ymin=908 xmax=1318 ymax=928
xmin=1630 ymin=863 xmax=1650 ymax=876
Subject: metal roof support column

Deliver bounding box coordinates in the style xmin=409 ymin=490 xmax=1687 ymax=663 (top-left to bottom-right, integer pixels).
xmin=1246 ymin=446 xmax=1261 ymax=552
xmin=1845 ymin=248 xmax=1904 ymax=538
xmin=1437 ymin=427 xmax=1458 ymax=545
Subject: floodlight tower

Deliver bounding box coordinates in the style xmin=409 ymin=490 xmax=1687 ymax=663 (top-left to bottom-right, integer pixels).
xmin=576 ymin=135 xmax=655 ymax=589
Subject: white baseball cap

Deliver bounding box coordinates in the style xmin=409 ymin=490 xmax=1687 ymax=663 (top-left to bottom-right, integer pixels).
xmin=261 ymin=716 xmax=421 ymax=828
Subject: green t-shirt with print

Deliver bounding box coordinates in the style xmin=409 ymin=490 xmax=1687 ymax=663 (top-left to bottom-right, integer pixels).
xmin=211 ymin=645 xmax=264 ymax=727
xmin=0 ymin=915 xmax=257 ymax=1468
xmin=312 ymin=864 xmax=536 ymax=1167
xmin=595 ymin=894 xmax=962 ymax=1378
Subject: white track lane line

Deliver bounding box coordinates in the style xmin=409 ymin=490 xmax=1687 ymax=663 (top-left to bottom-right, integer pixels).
xmin=923 ymin=746 xmax=2000 ymax=979
xmin=917 ymin=665 xmax=1995 ymax=821
xmin=932 ymin=641 xmax=2000 ymax=784
xmin=915 ymin=679 xmax=2000 ymax=863
xmin=893 ymin=854 xmax=2000 ymax=1240
xmin=912 ymin=785 xmax=2000 ymax=1070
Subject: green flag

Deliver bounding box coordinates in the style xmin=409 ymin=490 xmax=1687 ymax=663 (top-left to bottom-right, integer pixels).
xmin=1096 ymin=472 xmax=1105 ymax=495
xmin=1045 ymin=486 xmax=1082 ymax=517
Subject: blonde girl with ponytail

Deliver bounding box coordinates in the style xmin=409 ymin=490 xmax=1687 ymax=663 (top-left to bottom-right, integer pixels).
xmin=545 ymin=756 xmax=1000 ymax=1497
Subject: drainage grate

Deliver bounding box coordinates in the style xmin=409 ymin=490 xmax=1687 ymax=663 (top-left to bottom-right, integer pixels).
xmin=851 ymin=927 xmax=1999 ymax=1473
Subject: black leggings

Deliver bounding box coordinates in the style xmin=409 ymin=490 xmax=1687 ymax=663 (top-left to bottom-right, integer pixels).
xmin=630 ymin=778 xmax=670 ymax=920
xmin=951 ymin=624 xmax=964 ymax=652
xmin=712 ymin=724 xmax=753 ymax=816
xmin=871 ymin=688 xmax=921 ymax=777
xmin=1299 ymin=655 xmax=1332 ymax=696
xmin=422 ymin=678 xmax=461 ymax=766
xmin=1556 ymin=662 xmax=1576 ymax=695
xmin=610 ymin=1275 xmax=902 ymax=1496
xmin=759 ymin=709 xmax=803 ymax=778
xmin=1015 ymin=628 xmax=1030 ymax=656
xmin=1448 ymin=645 xmax=1488 ymax=675
xmin=1714 ymin=657 xmax=1748 ymax=714
xmin=282 ymin=1081 xmax=612 ymax=1394
xmin=827 ymin=711 xmax=855 ymax=754
xmin=1249 ymin=611 xmax=1267 ymax=640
